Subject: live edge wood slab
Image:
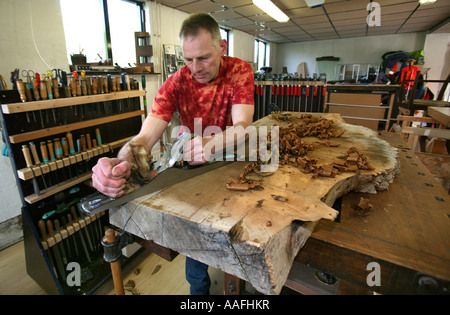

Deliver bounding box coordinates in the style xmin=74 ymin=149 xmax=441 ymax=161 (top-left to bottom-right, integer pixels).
xmin=109 ymin=113 xmax=399 ymax=294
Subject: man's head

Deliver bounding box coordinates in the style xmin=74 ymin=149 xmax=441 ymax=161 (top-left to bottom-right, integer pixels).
xmin=179 ymin=13 xmax=227 ymax=84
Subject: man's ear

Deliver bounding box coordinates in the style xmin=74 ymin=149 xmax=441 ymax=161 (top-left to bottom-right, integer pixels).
xmin=219 ymin=39 xmax=228 ymax=56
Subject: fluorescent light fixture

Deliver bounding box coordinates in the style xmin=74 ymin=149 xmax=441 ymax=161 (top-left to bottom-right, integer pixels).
xmin=418 ymin=0 xmax=436 ymax=4
xmin=252 ymin=0 xmax=289 ymax=23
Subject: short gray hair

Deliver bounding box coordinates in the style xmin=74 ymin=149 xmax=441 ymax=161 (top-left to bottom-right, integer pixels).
xmin=179 ymin=13 xmax=221 ymax=48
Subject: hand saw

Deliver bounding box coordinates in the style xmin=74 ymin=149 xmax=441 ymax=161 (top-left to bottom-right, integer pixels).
xmin=79 ymin=133 xmax=231 ymax=216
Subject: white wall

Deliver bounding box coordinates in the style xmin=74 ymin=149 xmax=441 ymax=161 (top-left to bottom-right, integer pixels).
xmin=276 ymin=32 xmax=427 ymax=77
xmin=0 ymin=0 xmax=69 ymax=221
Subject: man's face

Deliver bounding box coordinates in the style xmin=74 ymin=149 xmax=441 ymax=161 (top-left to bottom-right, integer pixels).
xmin=182 ymin=29 xmax=227 ymax=84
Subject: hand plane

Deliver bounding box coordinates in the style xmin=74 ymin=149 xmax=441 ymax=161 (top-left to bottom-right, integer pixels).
xmin=80 ymin=133 xmax=230 ymax=215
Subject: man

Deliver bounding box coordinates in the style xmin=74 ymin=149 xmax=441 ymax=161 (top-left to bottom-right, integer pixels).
xmin=91 ymin=13 xmax=255 ymax=294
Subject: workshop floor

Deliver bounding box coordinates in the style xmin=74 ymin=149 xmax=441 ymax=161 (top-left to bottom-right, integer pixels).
xmin=0 ymin=241 xmax=225 ymax=295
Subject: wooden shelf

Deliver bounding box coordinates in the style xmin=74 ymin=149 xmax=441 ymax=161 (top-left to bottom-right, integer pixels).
xmin=17 ymin=136 xmax=133 ymax=181
xmin=1 ymin=90 xmax=145 ymax=114
xmin=9 ymin=110 xmax=144 ymax=143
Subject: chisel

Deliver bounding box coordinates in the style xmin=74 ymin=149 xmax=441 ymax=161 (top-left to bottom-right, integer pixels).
xmin=71 ymin=205 xmax=94 ymax=252
xmin=46 ymin=220 xmax=66 ymax=279
xmin=16 ymin=79 xmax=27 ymax=102
xmin=38 ymin=219 xmax=58 ymax=279
xmin=22 ymin=144 xmax=40 ymax=195
xmin=68 ymin=211 xmax=91 ymax=263
xmin=54 ymin=219 xmax=72 ymax=261
xmin=29 ymin=141 xmax=48 ymax=190
xmin=47 ymin=220 xmax=68 ymax=265
xmin=62 ymin=215 xmax=79 ymax=258
xmin=95 ymin=128 xmax=102 ymax=146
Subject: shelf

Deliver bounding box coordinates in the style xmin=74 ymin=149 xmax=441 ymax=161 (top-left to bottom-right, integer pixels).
xmin=1 ymin=90 xmax=145 ymax=114
xmin=24 ymin=172 xmax=92 ymax=204
xmin=17 ymin=136 xmax=133 ymax=181
xmin=9 ymin=110 xmax=144 ymax=143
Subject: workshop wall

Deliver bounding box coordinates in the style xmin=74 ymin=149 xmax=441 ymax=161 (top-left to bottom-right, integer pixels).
xmin=276 ymin=32 xmax=427 ymax=76
xmin=0 ymin=0 xmax=69 ymax=226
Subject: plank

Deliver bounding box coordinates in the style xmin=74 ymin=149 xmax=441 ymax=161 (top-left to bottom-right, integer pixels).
xmin=109 ymin=113 xmax=399 ymax=294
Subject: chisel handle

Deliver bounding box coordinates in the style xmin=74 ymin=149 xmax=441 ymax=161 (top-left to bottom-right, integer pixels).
xmin=86 ymin=134 xmax=92 ymax=150
xmin=47 ymin=140 xmax=56 ymax=161
xmin=95 ymin=128 xmax=102 ymax=146
xmin=70 ymin=205 xmax=78 ymax=222
xmin=61 ymin=137 xmax=69 ymax=156
xmin=40 ymin=80 xmax=47 ymax=100
xmin=66 ymin=132 xmax=75 ymax=154
xmin=46 ymin=220 xmax=55 ymax=237
xmin=45 ymin=78 xmax=53 ymax=99
xmin=21 ymin=144 xmax=33 ymax=167
xmin=52 ymin=78 xmax=59 ymax=98
xmin=54 ymin=138 xmax=63 ymax=159
xmin=29 ymin=142 xmax=41 ymax=165
xmin=38 ymin=219 xmax=47 ymax=240
xmin=31 ymin=78 xmax=40 ymax=100
xmin=40 ymin=141 xmax=49 ymax=164
xmin=16 ymin=79 xmax=27 ymax=102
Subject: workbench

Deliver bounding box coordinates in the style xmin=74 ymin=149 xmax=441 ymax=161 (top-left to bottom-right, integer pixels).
xmin=294 ymin=132 xmax=450 ymax=294
xmin=108 ymin=112 xmax=414 ymax=295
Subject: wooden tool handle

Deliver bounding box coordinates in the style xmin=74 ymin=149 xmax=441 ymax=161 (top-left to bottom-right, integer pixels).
xmin=40 ymin=80 xmax=47 ymax=99
xmin=93 ymin=77 xmax=98 ymax=94
xmin=66 ymin=132 xmax=75 ymax=154
xmin=76 ymin=79 xmax=81 ymax=96
xmin=67 ymin=213 xmax=73 ymax=226
xmin=70 ymin=77 xmax=77 ymax=96
xmin=61 ymin=137 xmax=69 ymax=156
xmin=95 ymin=128 xmax=102 ymax=145
xmin=53 ymin=138 xmax=63 ymax=159
xmin=38 ymin=219 xmax=47 ymax=240
xmin=21 ymin=145 xmax=33 ymax=167
xmin=31 ymin=78 xmax=40 ymax=100
xmin=29 ymin=142 xmax=41 ymax=165
xmin=45 ymin=78 xmax=53 ymax=99
xmin=40 ymin=141 xmax=49 ymax=164
xmin=46 ymin=220 xmax=54 ymax=237
xmin=54 ymin=219 xmax=61 ymax=231
xmin=16 ymin=79 xmax=27 ymax=102
xmin=81 ymin=79 xmax=87 ymax=96
xmin=70 ymin=205 xmax=78 ymax=221
xmin=47 ymin=140 xmax=55 ymax=161
xmin=52 ymin=78 xmax=59 ymax=98
xmin=80 ymin=134 xmax=86 ymax=152
xmin=86 ymin=134 xmax=92 ymax=150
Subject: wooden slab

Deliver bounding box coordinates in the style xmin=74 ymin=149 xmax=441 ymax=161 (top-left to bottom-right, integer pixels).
xmin=109 ymin=113 xmax=399 ymax=294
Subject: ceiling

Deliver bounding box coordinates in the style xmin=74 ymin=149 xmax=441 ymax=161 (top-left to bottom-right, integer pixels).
xmin=154 ymin=0 xmax=450 ymax=44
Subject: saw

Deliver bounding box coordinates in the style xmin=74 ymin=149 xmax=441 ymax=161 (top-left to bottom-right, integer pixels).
xmin=80 ymin=133 xmax=231 ymax=215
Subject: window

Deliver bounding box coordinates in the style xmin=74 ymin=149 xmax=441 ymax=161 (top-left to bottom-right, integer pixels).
xmin=60 ymin=0 xmax=143 ymax=67
xmin=254 ymin=39 xmax=270 ymax=71
xmin=220 ymin=27 xmax=229 ymax=56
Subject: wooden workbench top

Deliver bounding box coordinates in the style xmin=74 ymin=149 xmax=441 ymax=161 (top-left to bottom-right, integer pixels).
xmin=297 ymin=132 xmax=450 ymax=294
xmin=109 ymin=113 xmax=399 ymax=294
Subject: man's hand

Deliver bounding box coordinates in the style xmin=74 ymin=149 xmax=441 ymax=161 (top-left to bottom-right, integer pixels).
xmin=92 ymin=157 xmax=132 ymax=198
xmin=183 ymin=136 xmax=210 ymax=165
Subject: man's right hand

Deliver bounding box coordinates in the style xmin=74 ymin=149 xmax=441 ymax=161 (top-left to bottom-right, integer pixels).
xmin=92 ymin=157 xmax=132 ymax=198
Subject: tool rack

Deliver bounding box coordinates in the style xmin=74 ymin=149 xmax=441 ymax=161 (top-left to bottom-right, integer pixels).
xmin=0 ymin=88 xmax=145 ymax=294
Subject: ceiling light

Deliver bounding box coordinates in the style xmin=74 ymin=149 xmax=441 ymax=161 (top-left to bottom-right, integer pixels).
xmin=418 ymin=0 xmax=436 ymax=4
xmin=252 ymin=0 xmax=289 ymax=23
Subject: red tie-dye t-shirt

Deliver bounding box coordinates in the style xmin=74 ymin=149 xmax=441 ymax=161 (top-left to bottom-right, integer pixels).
xmin=149 ymin=56 xmax=255 ymax=134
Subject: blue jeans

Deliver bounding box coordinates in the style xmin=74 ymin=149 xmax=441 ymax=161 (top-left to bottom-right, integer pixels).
xmin=185 ymin=256 xmax=210 ymax=295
